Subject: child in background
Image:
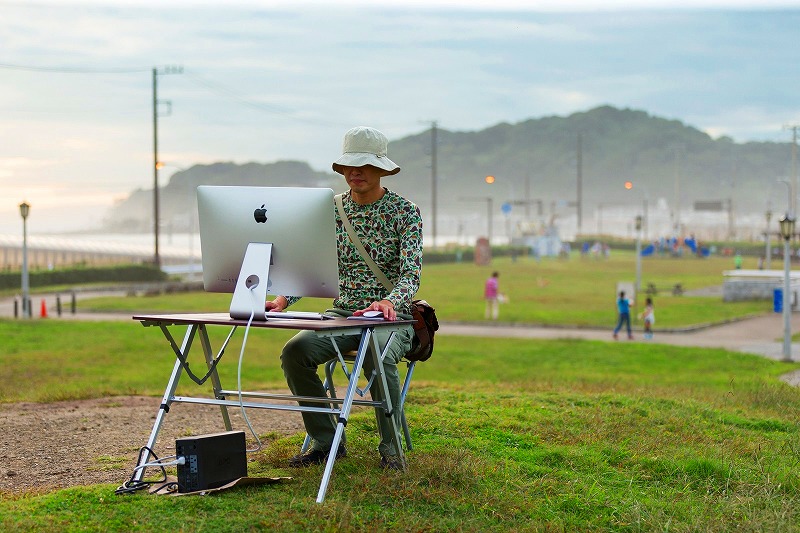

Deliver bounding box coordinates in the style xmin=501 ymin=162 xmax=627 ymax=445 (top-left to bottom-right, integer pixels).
xmin=640 ymin=297 xmax=655 ymax=339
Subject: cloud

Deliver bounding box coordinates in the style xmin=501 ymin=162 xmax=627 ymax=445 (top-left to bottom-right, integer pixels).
xmin=2 ymin=1 xmax=800 ymax=235
xmin=697 ymin=106 xmax=800 ymax=143
xmin=26 ymin=0 xmax=800 ymax=9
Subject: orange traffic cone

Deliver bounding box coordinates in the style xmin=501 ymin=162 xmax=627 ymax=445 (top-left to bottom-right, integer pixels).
xmin=40 ymin=299 xmax=48 ymax=318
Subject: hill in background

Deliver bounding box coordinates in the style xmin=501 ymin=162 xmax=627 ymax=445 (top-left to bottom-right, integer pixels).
xmin=105 ymin=105 xmax=795 ymax=237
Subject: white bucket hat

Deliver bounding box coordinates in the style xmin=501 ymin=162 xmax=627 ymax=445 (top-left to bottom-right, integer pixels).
xmin=332 ymin=126 xmax=401 ymax=176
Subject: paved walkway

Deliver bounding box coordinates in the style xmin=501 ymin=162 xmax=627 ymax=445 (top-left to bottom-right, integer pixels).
xmin=444 ymin=313 xmax=800 ymax=361
xmin=4 ymin=290 xmax=800 ymax=386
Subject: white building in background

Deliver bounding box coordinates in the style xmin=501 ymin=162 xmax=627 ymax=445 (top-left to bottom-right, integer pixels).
xmin=433 ymin=196 xmax=771 ymax=247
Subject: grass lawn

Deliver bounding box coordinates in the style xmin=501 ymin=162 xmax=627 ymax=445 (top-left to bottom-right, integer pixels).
xmin=1 ymin=317 xmax=799 ymax=531
xmin=77 ymin=251 xmax=770 ymax=329
xmin=1 ymin=253 xmax=795 ymax=530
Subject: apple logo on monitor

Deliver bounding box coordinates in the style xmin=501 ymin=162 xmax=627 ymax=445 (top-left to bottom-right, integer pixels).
xmin=253 ymin=204 xmax=267 ymax=223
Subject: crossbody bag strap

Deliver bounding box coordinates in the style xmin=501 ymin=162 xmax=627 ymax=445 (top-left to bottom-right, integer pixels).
xmin=335 ymin=193 xmax=395 ymax=292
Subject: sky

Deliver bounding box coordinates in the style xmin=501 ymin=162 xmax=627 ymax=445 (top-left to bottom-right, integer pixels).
xmin=2 ymin=0 xmax=800 ymax=235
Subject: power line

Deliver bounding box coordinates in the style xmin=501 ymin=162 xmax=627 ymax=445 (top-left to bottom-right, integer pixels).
xmin=0 ymin=62 xmax=340 ymax=127
xmin=0 ymin=62 xmax=414 ymax=131
xmin=181 ymin=70 xmax=344 ymax=128
xmin=0 ymin=62 xmax=150 ymax=74
xmin=181 ymin=71 xmax=423 ymax=131
xmin=182 ymin=71 xmax=293 ymax=116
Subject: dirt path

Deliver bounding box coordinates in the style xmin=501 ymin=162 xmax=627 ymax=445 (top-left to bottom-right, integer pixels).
xmin=0 ymin=395 xmax=303 ymax=495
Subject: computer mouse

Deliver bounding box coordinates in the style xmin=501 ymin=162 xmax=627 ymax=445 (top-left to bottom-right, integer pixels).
xmin=363 ymin=310 xmax=384 ymax=318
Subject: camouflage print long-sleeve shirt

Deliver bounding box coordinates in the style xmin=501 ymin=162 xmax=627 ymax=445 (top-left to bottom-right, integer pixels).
xmin=287 ymin=188 xmax=423 ymax=314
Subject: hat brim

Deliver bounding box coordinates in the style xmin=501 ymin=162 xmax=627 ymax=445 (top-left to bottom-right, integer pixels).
xmin=332 ymin=153 xmax=400 ymax=176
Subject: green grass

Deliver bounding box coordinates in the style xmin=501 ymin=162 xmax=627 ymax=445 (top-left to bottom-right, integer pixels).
xmin=78 ymin=251 xmax=769 ymax=329
xmin=1 ymin=254 xmax=797 ymax=531
xmin=1 ymin=319 xmax=800 ymax=531
xmin=0 ymin=320 xmax=294 ymax=402
xmin=422 ymin=251 xmax=769 ymax=327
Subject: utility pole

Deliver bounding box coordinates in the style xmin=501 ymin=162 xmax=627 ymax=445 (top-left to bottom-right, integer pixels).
xmin=673 ymin=146 xmax=681 ymax=234
xmin=507 ymin=199 xmax=542 ymax=219
xmin=152 ymin=64 xmax=183 ymax=268
xmin=431 ymin=121 xmax=438 ymax=250
xmin=784 ymin=124 xmax=799 ymax=216
xmin=576 ymin=132 xmax=583 ymax=235
xmin=459 ymin=197 xmax=493 ymax=244
xmin=727 ymin=198 xmax=734 ymax=241
xmin=525 ymin=174 xmax=532 ymax=219
xmin=152 ymin=67 xmax=159 ymax=267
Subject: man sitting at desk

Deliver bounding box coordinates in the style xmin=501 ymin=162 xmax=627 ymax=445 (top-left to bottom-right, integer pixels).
xmin=266 ymin=126 xmax=423 ymax=470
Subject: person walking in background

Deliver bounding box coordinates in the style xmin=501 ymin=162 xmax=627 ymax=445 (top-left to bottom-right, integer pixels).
xmin=613 ymin=290 xmax=633 ymax=340
xmin=639 ymin=297 xmax=655 ymax=339
xmin=485 ymin=271 xmax=500 ymax=320
xmin=734 ymin=251 xmax=743 ymax=269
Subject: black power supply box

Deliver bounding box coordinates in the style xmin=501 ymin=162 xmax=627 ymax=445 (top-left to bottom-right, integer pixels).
xmin=176 ymin=431 xmax=248 ymax=493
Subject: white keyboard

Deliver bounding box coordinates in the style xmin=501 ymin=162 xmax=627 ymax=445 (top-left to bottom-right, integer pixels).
xmin=264 ymin=311 xmax=332 ymax=320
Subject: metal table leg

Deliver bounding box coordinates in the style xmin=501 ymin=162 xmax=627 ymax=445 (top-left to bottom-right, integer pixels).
xmin=133 ymin=324 xmax=196 ymax=482
xmin=134 ymin=323 xmax=235 ymax=480
xmin=316 ymin=328 xmax=373 ymax=503
xmin=197 ymin=323 xmax=232 ymax=430
xmin=315 ymin=326 xmax=405 ymax=502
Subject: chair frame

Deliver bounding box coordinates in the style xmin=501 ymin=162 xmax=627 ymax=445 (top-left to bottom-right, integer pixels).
xmin=301 ymin=353 xmax=416 ymax=453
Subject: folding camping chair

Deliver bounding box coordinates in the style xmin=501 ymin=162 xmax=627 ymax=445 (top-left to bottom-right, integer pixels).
xmin=300 ymin=351 xmax=417 ymax=453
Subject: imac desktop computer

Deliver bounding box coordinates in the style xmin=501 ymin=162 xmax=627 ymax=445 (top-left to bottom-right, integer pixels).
xmin=197 ymin=186 xmax=339 ymax=320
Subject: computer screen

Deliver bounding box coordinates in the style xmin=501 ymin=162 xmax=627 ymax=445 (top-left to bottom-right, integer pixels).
xmin=197 ymin=186 xmax=339 ymax=318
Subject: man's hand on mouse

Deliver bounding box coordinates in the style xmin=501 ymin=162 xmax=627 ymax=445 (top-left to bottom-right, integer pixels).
xmin=352 ymin=299 xmax=396 ymax=320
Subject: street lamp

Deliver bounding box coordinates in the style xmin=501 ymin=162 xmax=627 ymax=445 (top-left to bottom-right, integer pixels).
xmin=779 ymin=213 xmax=795 ymax=362
xmin=765 ymin=207 xmax=772 ymax=270
xmin=624 ymin=180 xmax=649 ymax=240
xmin=459 ymin=196 xmax=494 ymax=244
xmin=19 ymin=201 xmax=30 ymax=319
xmin=635 ymin=214 xmax=643 ymax=295
xmin=459 ymin=176 xmax=495 ymax=244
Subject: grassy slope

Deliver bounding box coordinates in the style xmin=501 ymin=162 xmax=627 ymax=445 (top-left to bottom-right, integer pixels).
xmin=78 ymin=252 xmax=768 ymax=328
xmin=2 ymin=253 xmax=798 ymax=531
xmin=1 ymin=321 xmax=799 ymax=531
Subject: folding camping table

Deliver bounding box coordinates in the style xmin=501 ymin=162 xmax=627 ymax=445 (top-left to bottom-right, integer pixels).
xmin=128 ymin=312 xmax=413 ymax=503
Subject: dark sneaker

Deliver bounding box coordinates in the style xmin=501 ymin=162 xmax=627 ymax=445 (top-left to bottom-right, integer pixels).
xmin=380 ymin=454 xmax=405 ymax=471
xmin=288 ymin=445 xmax=346 ymax=467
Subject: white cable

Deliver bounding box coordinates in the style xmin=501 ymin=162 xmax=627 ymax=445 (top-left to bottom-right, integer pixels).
xmin=236 ymin=287 xmax=263 ymax=453
xmin=133 ymin=455 xmax=185 ymax=472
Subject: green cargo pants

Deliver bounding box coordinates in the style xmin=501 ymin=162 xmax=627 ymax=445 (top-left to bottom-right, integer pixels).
xmin=281 ymin=321 xmax=414 ymax=457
